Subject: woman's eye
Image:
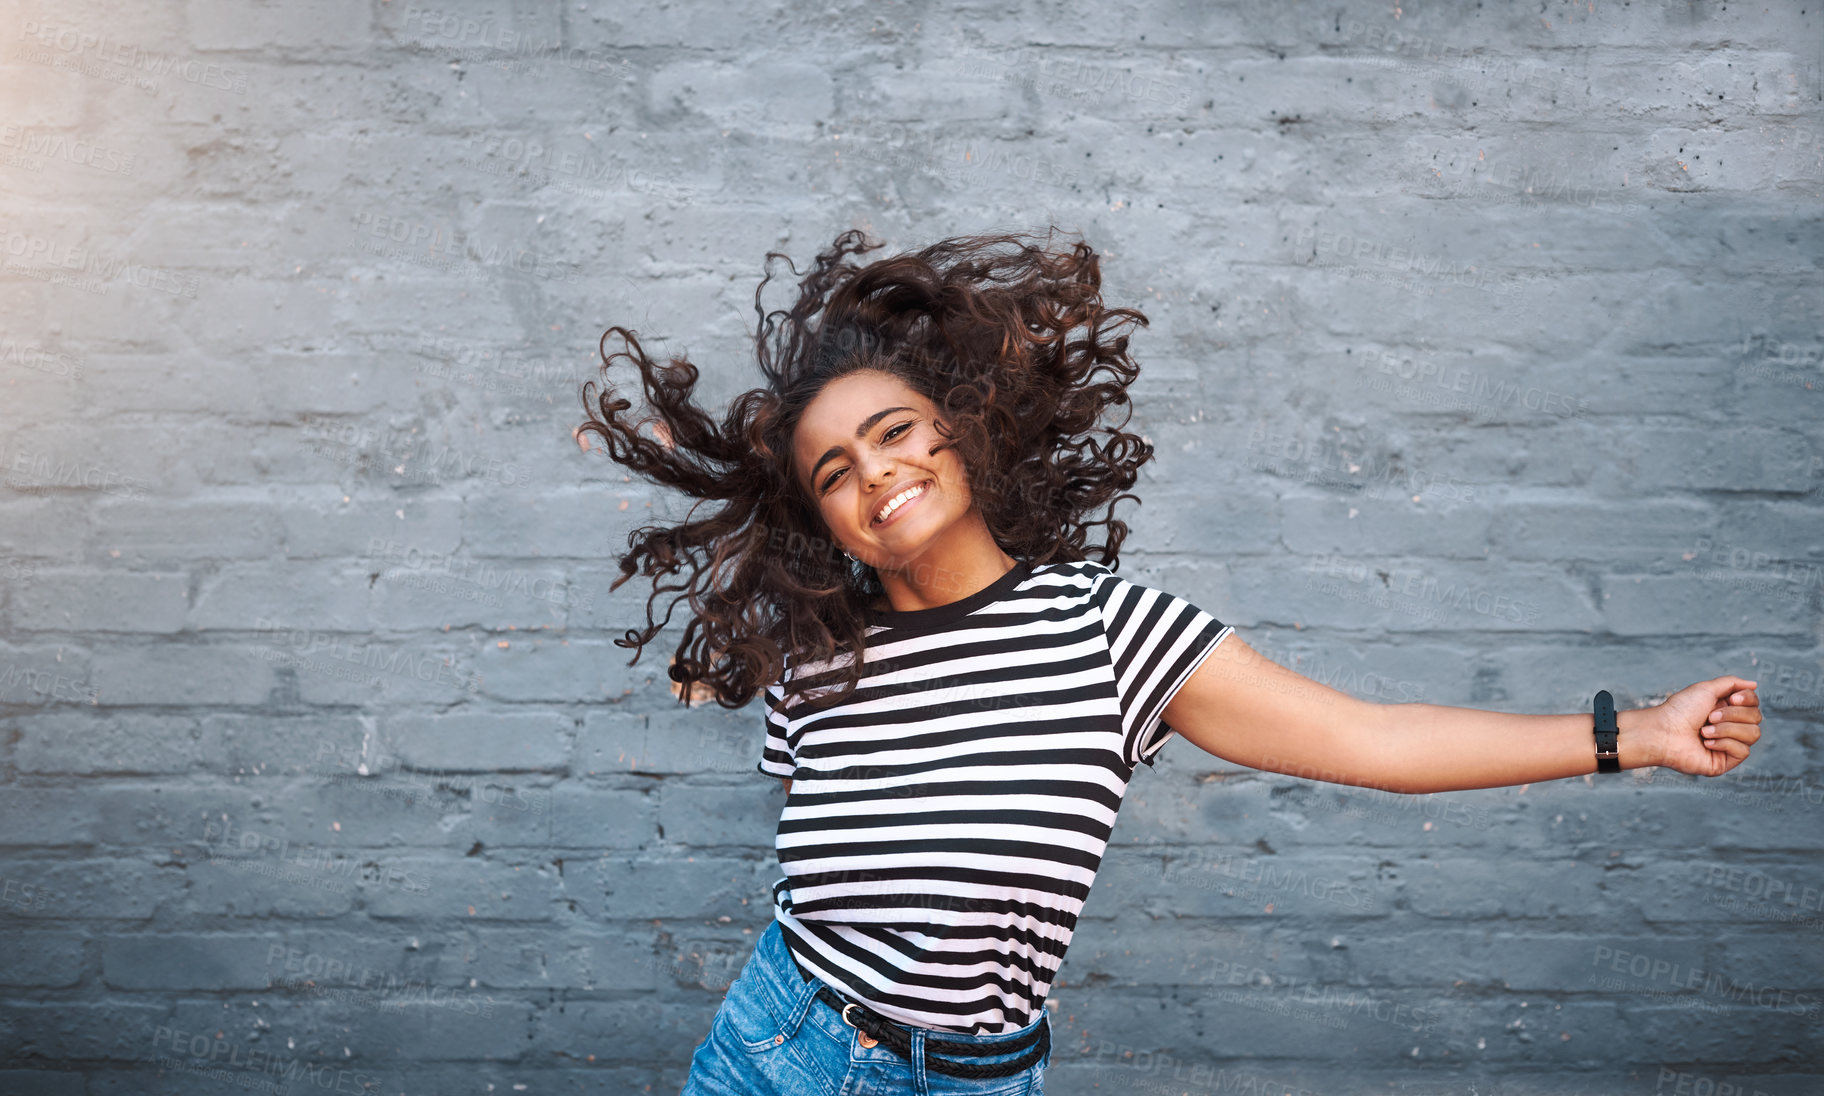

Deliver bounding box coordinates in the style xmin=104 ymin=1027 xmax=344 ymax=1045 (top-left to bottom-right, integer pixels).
xmin=821 ymin=423 xmax=912 ymax=493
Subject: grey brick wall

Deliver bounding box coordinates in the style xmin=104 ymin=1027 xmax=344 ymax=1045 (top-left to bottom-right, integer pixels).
xmin=1 ymin=1 xmax=1820 ymax=1093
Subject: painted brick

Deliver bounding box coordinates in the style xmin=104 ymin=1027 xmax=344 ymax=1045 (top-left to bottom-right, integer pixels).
xmin=2 ymin=7 xmax=1818 ymax=1086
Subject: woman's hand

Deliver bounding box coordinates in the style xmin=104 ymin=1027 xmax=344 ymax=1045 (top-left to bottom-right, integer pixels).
xmin=1640 ymin=676 xmax=1763 ymax=777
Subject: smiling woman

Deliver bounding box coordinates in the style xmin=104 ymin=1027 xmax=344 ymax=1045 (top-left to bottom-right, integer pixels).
xmin=577 ymin=226 xmax=1186 ymax=1090
xmin=573 ymin=226 xmax=1763 ymax=1096
xmin=577 ymin=225 xmax=1157 ymax=714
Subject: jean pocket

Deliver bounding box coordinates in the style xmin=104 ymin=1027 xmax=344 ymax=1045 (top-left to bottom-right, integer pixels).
xmin=712 ymin=991 xmax=837 ymax=1094
xmin=717 ymin=989 xmax=801 ymax=1055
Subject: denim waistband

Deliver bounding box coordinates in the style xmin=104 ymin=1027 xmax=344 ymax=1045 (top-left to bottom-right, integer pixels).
xmin=748 ymin=918 xmax=1050 ymax=1068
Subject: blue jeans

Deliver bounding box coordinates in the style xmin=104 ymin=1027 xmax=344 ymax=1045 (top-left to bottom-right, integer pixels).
xmin=681 ymin=919 xmax=1051 ymax=1095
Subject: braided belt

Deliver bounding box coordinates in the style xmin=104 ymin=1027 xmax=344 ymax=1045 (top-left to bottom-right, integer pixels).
xmin=813 ymin=986 xmax=1049 ymax=1079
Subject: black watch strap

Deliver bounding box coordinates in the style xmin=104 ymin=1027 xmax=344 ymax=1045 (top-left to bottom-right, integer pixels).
xmin=1593 ymin=690 xmax=1620 ymax=773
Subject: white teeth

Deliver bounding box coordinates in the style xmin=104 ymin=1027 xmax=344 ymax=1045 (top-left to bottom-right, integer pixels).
xmin=874 ymin=481 xmax=927 ymax=524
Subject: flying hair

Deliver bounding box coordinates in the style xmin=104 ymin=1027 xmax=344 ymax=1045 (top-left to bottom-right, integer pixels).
xmin=576 ymin=225 xmax=1157 ymax=711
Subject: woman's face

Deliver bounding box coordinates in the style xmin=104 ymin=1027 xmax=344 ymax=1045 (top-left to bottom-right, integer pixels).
xmin=791 ymin=370 xmax=973 ymax=570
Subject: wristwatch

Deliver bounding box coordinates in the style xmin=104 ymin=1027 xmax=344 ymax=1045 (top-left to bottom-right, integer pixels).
xmin=1592 ymin=690 xmax=1620 ymax=773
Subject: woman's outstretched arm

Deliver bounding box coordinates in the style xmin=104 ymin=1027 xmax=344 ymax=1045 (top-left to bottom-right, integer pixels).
xmin=1162 ymin=634 xmax=1763 ymax=795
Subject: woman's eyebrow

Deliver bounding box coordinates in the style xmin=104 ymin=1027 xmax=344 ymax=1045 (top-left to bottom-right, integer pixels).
xmin=806 ymin=405 xmax=916 ymax=485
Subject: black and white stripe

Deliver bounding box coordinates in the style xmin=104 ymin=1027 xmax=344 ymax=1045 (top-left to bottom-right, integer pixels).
xmin=755 ymin=558 xmax=1233 ymax=1034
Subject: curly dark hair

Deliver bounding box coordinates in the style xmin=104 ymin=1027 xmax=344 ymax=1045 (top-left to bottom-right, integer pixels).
xmin=576 ymin=225 xmax=1158 ymax=711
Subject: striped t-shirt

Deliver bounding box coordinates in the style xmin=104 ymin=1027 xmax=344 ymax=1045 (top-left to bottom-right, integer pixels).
xmin=755 ymin=557 xmax=1233 ymax=1034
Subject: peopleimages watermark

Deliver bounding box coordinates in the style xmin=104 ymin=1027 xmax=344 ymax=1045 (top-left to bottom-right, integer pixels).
xmin=1685 ymin=537 xmax=1823 ymax=604
xmin=313 ymin=740 xmax=551 ymax=815
xmin=399 ymin=4 xmax=628 ymax=76
xmin=414 ymin=333 xmax=584 ymax=397
xmin=1072 ymin=1040 xmax=1340 ymax=1096
xmin=148 ymin=1051 xmax=290 ymax=1096
xmin=15 ymin=21 xmax=249 ymax=96
xmin=793 ymin=866 xmax=1048 ymax=918
xmin=0 ymin=661 xmax=99 ymax=705
xmin=0 ymin=331 xmax=83 ymax=380
xmin=0 ymin=875 xmax=58 ymax=912
xmin=1740 ymin=655 xmax=1824 ymax=713
xmin=199 ymin=816 xmax=431 ymax=895
xmin=463 ymin=134 xmax=696 ymax=205
xmin=365 ymin=536 xmax=594 ymax=614
xmin=349 ymin=208 xmax=585 ymax=284
xmin=1403 ymin=150 xmax=1603 ymax=208
xmin=627 ymin=947 xmax=745 ymax=992
xmin=1203 ymin=634 xmax=1428 ymax=704
xmin=829 ymin=124 xmax=1083 ymax=193
xmin=1294 ymin=224 xmax=1553 ymax=298
xmin=1305 ymin=553 xmax=1542 ymax=627
xmin=1653 ymin=1066 xmax=1784 ymax=1096
xmin=716 ymin=673 xmax=1059 ymax=776
xmin=1353 ymin=345 xmax=1589 ymax=419
xmin=252 ymin=617 xmax=485 ymax=695
xmin=1163 ymin=848 xmax=1378 ymax=912
xmin=300 ymin=415 xmax=533 ymax=489
xmin=971 ymin=44 xmax=1196 ymax=112
xmin=264 ymin=944 xmax=497 ymax=1017
xmin=5 ymin=449 xmax=148 ymax=500
xmin=1257 ymin=751 xmax=1496 ymax=831
xmin=0 ymin=229 xmax=200 ymax=297
xmin=1699 ymin=863 xmax=1824 ymax=930
xmin=1735 ymin=331 xmax=1823 ymax=390
xmin=11 ymin=40 xmax=154 ymax=96
xmin=0 ymin=124 xmax=136 ymax=176
xmin=1587 ymin=944 xmax=1820 ymax=1018
xmin=1335 ymin=18 xmax=1578 ymax=99
xmin=1243 ymin=421 xmax=1477 ymax=503
xmin=1304 ymin=569 xmax=1446 ymax=629
xmin=750 ymin=519 xmax=980 ymax=598
xmin=1194 ymin=955 xmax=1441 ymax=1037
xmin=1633 ymin=763 xmax=1819 ymax=815
xmin=955 ymin=139 xmax=1085 ymax=191
xmin=1195 ymin=636 xmax=1415 ymax=712
xmin=151 ymin=1022 xmax=407 ymax=1096
xmin=694 ymin=721 xmax=765 ymax=774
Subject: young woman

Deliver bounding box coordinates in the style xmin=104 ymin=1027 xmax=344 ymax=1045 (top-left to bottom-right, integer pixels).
xmin=575 ymin=228 xmax=1764 ymax=1096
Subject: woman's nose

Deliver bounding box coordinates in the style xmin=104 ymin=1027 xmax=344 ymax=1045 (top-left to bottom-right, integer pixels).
xmin=856 ymin=454 xmax=896 ymax=487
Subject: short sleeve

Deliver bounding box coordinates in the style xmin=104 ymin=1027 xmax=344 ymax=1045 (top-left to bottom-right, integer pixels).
xmin=756 ymin=680 xmax=795 ymax=778
xmin=1094 ymin=570 xmax=1233 ymax=769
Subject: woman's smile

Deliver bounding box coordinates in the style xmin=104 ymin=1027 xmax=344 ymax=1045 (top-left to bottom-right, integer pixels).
xmin=870 ymin=479 xmax=931 ymax=528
